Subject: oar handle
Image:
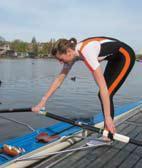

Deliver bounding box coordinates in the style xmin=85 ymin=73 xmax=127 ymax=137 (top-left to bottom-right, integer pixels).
xmin=103 ymin=130 xmax=142 ymax=146
xmin=0 ymin=108 xmax=31 ymax=113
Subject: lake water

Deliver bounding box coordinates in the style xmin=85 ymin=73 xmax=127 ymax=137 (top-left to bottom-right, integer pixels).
xmin=0 ymin=58 xmax=142 ymax=116
xmin=0 ymin=58 xmax=142 ymax=142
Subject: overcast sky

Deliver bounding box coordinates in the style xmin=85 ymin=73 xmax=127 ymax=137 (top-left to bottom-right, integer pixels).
xmin=0 ymin=0 xmax=141 ymax=52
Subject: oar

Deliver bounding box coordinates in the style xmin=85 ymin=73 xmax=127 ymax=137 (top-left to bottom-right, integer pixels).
xmin=0 ymin=108 xmax=31 ymax=113
xmin=42 ymin=111 xmax=142 ymax=146
xmin=0 ymin=107 xmax=142 ymax=146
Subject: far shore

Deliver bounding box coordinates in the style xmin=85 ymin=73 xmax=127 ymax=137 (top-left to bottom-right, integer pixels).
xmin=0 ymin=55 xmax=142 ymax=61
xmin=0 ymin=56 xmax=55 ymax=60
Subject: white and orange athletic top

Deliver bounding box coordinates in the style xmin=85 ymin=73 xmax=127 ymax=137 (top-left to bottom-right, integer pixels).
xmin=63 ymin=37 xmax=120 ymax=72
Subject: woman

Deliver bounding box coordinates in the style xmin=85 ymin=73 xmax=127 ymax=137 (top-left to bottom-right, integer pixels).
xmin=32 ymin=36 xmax=136 ymax=135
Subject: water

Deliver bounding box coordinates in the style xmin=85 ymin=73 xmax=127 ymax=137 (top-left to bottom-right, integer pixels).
xmin=0 ymin=58 xmax=142 ymax=116
xmin=0 ymin=58 xmax=142 ymax=142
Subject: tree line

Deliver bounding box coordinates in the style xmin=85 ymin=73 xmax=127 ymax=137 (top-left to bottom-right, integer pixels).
xmin=0 ymin=36 xmax=56 ymax=58
xmin=0 ymin=35 xmax=142 ymax=59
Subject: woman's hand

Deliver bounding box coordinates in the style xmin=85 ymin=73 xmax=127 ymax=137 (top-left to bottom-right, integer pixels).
xmin=104 ymin=116 xmax=116 ymax=134
xmin=32 ymin=99 xmax=46 ymax=113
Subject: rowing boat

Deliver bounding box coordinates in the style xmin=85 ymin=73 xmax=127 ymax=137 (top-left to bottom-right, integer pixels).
xmin=0 ymin=100 xmax=142 ymax=168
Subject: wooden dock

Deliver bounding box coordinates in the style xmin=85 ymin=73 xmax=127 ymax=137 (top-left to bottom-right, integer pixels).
xmin=34 ymin=110 xmax=142 ymax=168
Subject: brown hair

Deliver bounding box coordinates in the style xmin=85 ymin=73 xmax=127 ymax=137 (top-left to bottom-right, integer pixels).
xmin=51 ymin=38 xmax=77 ymax=57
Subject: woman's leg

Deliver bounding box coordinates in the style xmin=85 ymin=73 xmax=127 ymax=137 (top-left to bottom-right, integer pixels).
xmin=98 ymin=45 xmax=136 ymax=120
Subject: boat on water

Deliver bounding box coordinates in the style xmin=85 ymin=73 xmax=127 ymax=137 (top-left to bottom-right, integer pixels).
xmin=0 ymin=100 xmax=142 ymax=168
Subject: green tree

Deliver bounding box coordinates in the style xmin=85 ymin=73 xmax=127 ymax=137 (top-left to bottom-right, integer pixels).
xmin=31 ymin=37 xmax=38 ymax=57
xmin=39 ymin=39 xmax=56 ymax=58
xmin=47 ymin=39 xmax=54 ymax=56
xmin=10 ymin=40 xmax=28 ymax=52
xmin=31 ymin=37 xmax=36 ymax=44
xmin=43 ymin=43 xmax=49 ymax=55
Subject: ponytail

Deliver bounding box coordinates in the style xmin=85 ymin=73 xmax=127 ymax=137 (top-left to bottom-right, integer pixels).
xmin=69 ymin=38 xmax=77 ymax=46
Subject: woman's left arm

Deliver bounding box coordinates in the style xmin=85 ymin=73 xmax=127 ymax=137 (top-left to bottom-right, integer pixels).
xmin=92 ymin=66 xmax=116 ymax=134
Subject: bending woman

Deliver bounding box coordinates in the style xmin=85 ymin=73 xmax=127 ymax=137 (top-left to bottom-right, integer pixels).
xmin=32 ymin=36 xmax=136 ymax=135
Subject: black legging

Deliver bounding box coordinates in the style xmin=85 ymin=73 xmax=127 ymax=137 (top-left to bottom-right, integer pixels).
xmin=98 ymin=42 xmax=136 ymax=119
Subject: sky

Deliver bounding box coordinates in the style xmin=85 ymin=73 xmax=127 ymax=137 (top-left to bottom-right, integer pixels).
xmin=0 ymin=0 xmax=142 ymax=52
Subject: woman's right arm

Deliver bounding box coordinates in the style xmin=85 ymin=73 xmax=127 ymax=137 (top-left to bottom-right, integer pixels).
xmin=32 ymin=67 xmax=70 ymax=113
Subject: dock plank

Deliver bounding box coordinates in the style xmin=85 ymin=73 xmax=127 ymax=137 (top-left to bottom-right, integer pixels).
xmin=118 ymin=153 xmax=140 ymax=168
xmin=134 ymin=159 xmax=142 ymax=168
xmin=49 ymin=111 xmax=142 ymax=168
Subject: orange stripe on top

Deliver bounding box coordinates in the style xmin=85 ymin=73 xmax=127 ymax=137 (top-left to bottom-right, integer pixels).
xmin=108 ymin=47 xmax=131 ymax=95
xmin=80 ymin=37 xmax=106 ymax=52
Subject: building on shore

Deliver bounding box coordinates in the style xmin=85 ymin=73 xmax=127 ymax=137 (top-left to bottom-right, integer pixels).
xmin=0 ymin=44 xmax=10 ymax=56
